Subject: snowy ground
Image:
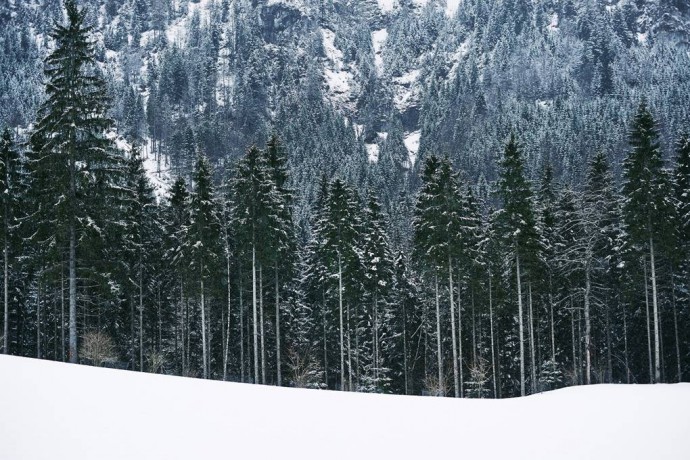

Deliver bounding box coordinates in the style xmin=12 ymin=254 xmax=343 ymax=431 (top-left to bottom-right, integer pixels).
xmin=0 ymin=356 xmax=688 ymax=459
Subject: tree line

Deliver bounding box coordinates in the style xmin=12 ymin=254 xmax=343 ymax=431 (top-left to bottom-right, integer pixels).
xmin=0 ymin=0 xmax=688 ymax=397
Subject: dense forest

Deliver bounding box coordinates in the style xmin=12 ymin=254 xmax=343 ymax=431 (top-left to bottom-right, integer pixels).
xmin=1 ymin=0 xmax=689 ymax=398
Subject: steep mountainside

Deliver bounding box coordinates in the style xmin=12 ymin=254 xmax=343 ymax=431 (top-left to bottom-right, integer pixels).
xmin=1 ymin=0 xmax=689 ymax=218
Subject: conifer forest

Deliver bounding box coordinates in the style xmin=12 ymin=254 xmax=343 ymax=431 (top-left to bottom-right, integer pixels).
xmin=1 ymin=0 xmax=689 ymax=399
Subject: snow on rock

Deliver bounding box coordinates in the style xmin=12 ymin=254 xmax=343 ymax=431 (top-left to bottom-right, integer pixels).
xmin=372 ymin=29 xmax=388 ymax=75
xmin=366 ymin=143 xmax=380 ymax=163
xmin=548 ymin=12 xmax=559 ymax=32
xmin=445 ymin=0 xmax=460 ymax=17
xmin=1 ymin=355 xmax=689 ymax=460
xmin=321 ymin=28 xmax=357 ymax=111
xmin=393 ymin=69 xmax=422 ymax=112
xmin=377 ymin=0 xmax=398 ymax=14
xmin=404 ymin=130 xmax=421 ymax=166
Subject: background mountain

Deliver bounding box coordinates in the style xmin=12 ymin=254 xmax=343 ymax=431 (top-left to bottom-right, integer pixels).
xmin=1 ymin=0 xmax=689 ymax=223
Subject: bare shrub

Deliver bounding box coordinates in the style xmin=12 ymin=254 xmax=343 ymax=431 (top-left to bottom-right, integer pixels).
xmin=147 ymin=350 xmax=166 ymax=374
xmin=287 ymin=348 xmax=324 ymax=389
xmin=423 ymin=373 xmax=449 ymax=397
xmin=80 ymin=331 xmax=116 ymax=367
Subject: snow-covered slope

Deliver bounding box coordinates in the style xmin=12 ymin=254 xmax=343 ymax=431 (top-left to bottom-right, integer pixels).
xmin=1 ymin=355 xmax=688 ymax=460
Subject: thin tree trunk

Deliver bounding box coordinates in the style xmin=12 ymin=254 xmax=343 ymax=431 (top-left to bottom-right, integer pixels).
xmin=223 ymin=238 xmax=231 ymax=381
xmin=139 ymin=259 xmax=144 ymax=372
xmin=584 ymin=264 xmax=592 ymax=385
xmin=448 ymin=256 xmax=459 ymax=398
xmin=457 ymin=275 xmax=464 ymax=397
xmin=69 ymin=220 xmax=77 ymax=363
xmin=549 ymin=274 xmax=556 ymax=364
xmin=516 ymin=253 xmax=525 ymax=396
xmin=275 ymin=262 xmax=281 ymax=386
xmin=259 ymin=266 xmax=266 ymax=384
xmin=571 ymin=300 xmax=577 ymax=384
xmin=252 ymin=245 xmax=259 ymax=383
xmin=37 ymin=276 xmax=41 ymax=359
xmin=528 ymin=282 xmax=536 ymax=392
xmin=671 ymin=273 xmax=682 ymax=382
xmin=403 ymin=296 xmax=409 ymax=395
xmin=61 ymin=267 xmax=65 ymax=362
xmin=338 ymin=252 xmax=345 ymax=391
xmin=200 ymin=268 xmax=208 ymax=380
xmin=649 ymin=238 xmax=661 ymax=383
xmin=3 ymin=237 xmax=7 ymax=354
xmin=489 ymin=271 xmax=497 ymax=398
xmin=239 ymin=265 xmax=245 ymax=382
xmin=434 ymin=272 xmax=443 ymax=395
xmin=623 ymin=306 xmax=630 ymax=384
xmin=644 ymin=258 xmax=653 ymax=383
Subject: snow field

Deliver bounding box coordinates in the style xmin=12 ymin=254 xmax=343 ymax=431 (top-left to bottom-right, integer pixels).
xmin=1 ymin=355 xmax=689 ymax=460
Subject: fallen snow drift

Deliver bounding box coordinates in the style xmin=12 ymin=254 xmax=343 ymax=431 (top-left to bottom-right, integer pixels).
xmin=1 ymin=356 xmax=688 ymax=460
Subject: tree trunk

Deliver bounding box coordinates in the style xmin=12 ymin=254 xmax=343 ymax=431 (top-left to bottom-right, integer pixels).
xmin=3 ymin=237 xmax=7 ymax=354
xmin=139 ymin=259 xmax=144 ymax=372
xmin=516 ymin=253 xmax=525 ymax=396
xmin=239 ymin=265 xmax=245 ymax=382
xmin=275 ymin=262 xmax=281 ymax=386
xmin=489 ymin=270 xmax=497 ymax=398
xmin=252 ymin=245 xmax=259 ymax=383
xmin=649 ymin=238 xmax=661 ymax=383
xmin=448 ymin=256 xmax=459 ymax=397
xmin=69 ymin=221 xmax=77 ymax=363
xmin=457 ymin=275 xmax=464 ymax=397
xmin=61 ymin=267 xmax=65 ymax=362
xmin=200 ymin=267 xmax=208 ymax=380
xmin=528 ymin=282 xmax=536 ymax=392
xmin=671 ymin=273 xmax=682 ymax=382
xmin=338 ymin=252 xmax=345 ymax=391
xmin=584 ymin=264 xmax=592 ymax=385
xmin=434 ymin=272 xmax=443 ymax=395
xmin=259 ymin=266 xmax=266 ymax=384
xmin=623 ymin=306 xmax=630 ymax=384
xmin=549 ymin=274 xmax=556 ymax=364
xmin=223 ymin=238 xmax=231 ymax=381
xmin=643 ymin=258 xmax=653 ymax=383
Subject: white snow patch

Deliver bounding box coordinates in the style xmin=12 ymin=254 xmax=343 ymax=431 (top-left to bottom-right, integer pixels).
xmin=548 ymin=13 xmax=559 ymax=32
xmin=445 ymin=0 xmax=460 ymax=17
xmin=321 ymin=28 xmax=356 ymax=110
xmin=637 ymin=32 xmax=648 ymax=44
xmin=106 ymin=132 xmax=172 ymax=202
xmin=366 ymin=143 xmax=380 ymax=163
xmin=377 ymin=0 xmax=397 ymax=13
xmin=372 ymin=29 xmax=388 ymax=75
xmin=2 ymin=356 xmax=689 ymax=460
xmin=404 ymin=131 xmax=421 ymax=166
xmin=393 ymin=70 xmax=422 ymax=112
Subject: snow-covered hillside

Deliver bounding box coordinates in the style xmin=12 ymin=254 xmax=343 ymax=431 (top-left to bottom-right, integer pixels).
xmin=1 ymin=355 xmax=688 ymax=460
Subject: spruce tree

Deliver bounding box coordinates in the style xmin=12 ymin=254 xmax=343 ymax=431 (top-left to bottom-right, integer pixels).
xmin=0 ymin=129 xmax=25 ymax=355
xmin=29 ymin=0 xmax=123 ymax=363
xmin=496 ymin=133 xmax=540 ymax=396
xmin=188 ymin=154 xmax=221 ymax=379
xmin=622 ymin=101 xmax=674 ymax=383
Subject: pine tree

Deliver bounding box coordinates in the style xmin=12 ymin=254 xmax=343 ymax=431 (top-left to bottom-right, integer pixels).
xmin=122 ymin=145 xmax=160 ymax=371
xmin=187 ymin=154 xmax=221 ymax=379
xmin=361 ymin=192 xmax=395 ymax=392
xmin=496 ymin=133 xmax=540 ymax=396
xmin=622 ymin=101 xmax=674 ymax=383
xmin=232 ymin=145 xmax=281 ymax=384
xmin=0 ymin=129 xmax=25 ymax=355
xmin=263 ymin=135 xmax=297 ymax=386
xmin=29 ymin=0 xmax=123 ymax=363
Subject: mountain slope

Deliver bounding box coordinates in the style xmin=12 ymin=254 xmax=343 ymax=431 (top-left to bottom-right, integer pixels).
xmin=0 ymin=0 xmax=689 ymax=214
